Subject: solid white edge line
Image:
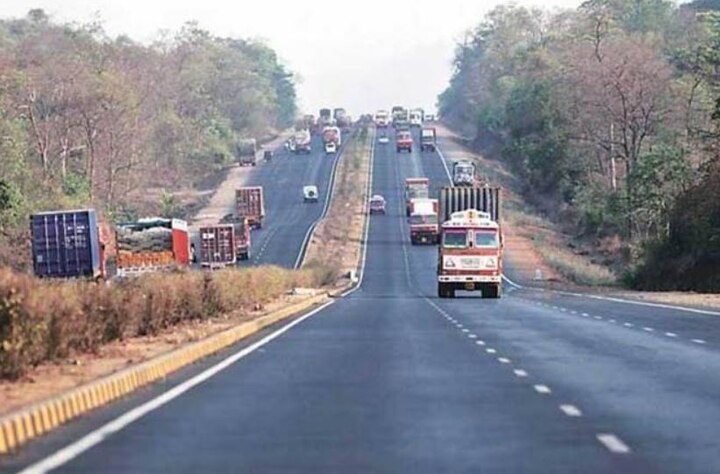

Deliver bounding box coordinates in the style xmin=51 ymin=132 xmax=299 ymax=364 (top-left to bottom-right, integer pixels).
xmin=17 ymin=299 xmax=337 ymax=474
xmin=596 ymin=433 xmax=631 ymax=454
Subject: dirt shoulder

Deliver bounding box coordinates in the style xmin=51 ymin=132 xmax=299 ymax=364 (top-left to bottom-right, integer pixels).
xmin=435 ymin=123 xmax=720 ymax=311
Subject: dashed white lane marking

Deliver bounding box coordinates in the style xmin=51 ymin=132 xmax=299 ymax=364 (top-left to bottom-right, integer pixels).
xmin=475 ymin=341 xmax=486 ymax=346
xmin=609 ymin=319 xmax=617 ymax=324
xmin=594 ymin=316 xmax=603 ymax=320
xmin=468 ymin=334 xmax=477 ymax=339
xmin=513 ymin=369 xmax=528 ymax=377
xmin=534 ymin=384 xmax=552 ymax=394
xmin=665 ymin=332 xmax=677 ymax=338
xmin=643 ymin=327 xmax=655 ymax=332
xmin=596 ymin=433 xmax=631 ymax=454
xmin=559 ymin=405 xmax=582 ymax=417
xmin=692 ymin=339 xmax=707 ymax=345
xmin=462 ymin=329 xmax=470 ymax=333
xmin=560 ymin=308 xmax=568 ymax=312
xmin=581 ymin=313 xmax=590 ymax=317
xmin=624 ymin=323 xmax=634 ymax=328
xmin=497 ymin=357 xmax=511 ymax=364
xmin=486 ymin=348 xmax=497 ymax=354
xmin=570 ymin=310 xmax=577 ymax=315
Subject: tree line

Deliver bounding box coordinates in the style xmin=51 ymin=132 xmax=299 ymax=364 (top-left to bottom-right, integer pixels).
xmin=0 ymin=10 xmax=297 ymax=269
xmin=439 ymin=0 xmax=720 ymax=291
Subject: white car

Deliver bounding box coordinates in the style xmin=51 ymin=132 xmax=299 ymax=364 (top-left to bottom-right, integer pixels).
xmin=378 ymin=135 xmax=389 ymax=144
xmin=303 ymin=185 xmax=319 ymax=202
xmin=325 ymin=142 xmax=337 ymax=154
xmin=369 ymin=195 xmax=386 ymax=214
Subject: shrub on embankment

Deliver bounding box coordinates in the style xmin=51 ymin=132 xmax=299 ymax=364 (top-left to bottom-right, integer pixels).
xmin=0 ymin=265 xmax=330 ymax=380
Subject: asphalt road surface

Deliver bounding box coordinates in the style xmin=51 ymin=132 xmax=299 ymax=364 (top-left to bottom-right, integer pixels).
xmin=5 ymin=126 xmax=720 ymax=474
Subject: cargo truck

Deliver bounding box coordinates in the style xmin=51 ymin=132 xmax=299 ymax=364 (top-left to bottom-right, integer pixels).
xmin=220 ymin=214 xmax=252 ymax=260
xmin=237 ymin=139 xmax=257 ymax=166
xmin=115 ymin=218 xmax=190 ymax=277
xmin=31 ymin=209 xmax=106 ymax=279
xmin=404 ymin=177 xmax=430 ymax=216
xmin=437 ymin=187 xmax=503 ymax=299
xmin=452 ymin=160 xmax=476 ymax=186
xmin=322 ymin=126 xmax=342 ymax=146
xmin=236 ymin=186 xmax=265 ymax=229
xmin=396 ymin=130 xmax=413 ymax=153
xmin=375 ymin=110 xmax=390 ymax=128
xmin=334 ymin=108 xmax=351 ymax=131
xmin=293 ymin=130 xmax=312 ymax=154
xmin=318 ymin=108 xmax=333 ymax=128
xmin=199 ymin=224 xmax=237 ymax=268
xmin=409 ymin=109 xmax=423 ymax=127
xmin=420 ymin=127 xmax=437 ymax=152
xmin=408 ymin=198 xmax=439 ymax=245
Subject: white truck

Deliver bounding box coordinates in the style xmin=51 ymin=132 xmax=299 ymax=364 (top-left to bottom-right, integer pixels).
xmin=408 ymin=198 xmax=439 ymax=245
xmin=452 ymin=161 xmax=476 ymax=186
xmin=409 ymin=109 xmax=423 ymax=127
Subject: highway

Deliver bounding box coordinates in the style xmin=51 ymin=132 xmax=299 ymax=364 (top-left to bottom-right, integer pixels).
xmin=6 ymin=126 xmax=720 ymax=473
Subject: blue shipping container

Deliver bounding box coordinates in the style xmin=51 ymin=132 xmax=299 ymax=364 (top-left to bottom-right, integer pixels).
xmin=31 ymin=209 xmax=102 ymax=278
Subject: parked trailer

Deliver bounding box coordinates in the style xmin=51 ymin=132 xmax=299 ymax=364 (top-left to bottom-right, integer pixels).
xmin=220 ymin=214 xmax=252 ymax=260
xmin=236 ymin=186 xmax=265 ymax=229
xmin=439 ymin=186 xmax=501 ymax=224
xmin=237 ymin=139 xmax=257 ymax=166
xmin=31 ymin=209 xmax=105 ymax=279
xmin=115 ymin=218 xmax=190 ymax=277
xmin=199 ymin=224 xmax=236 ymax=268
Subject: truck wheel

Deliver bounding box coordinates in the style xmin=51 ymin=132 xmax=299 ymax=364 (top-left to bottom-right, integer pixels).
xmin=438 ymin=283 xmax=446 ymax=298
xmin=408 ymin=147 xmax=412 ymax=153
xmin=410 ymin=236 xmax=416 ymax=245
xmin=396 ymin=148 xmax=401 ymax=153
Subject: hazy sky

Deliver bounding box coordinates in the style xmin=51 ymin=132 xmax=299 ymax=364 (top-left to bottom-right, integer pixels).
xmin=2 ymin=0 xmax=583 ymax=116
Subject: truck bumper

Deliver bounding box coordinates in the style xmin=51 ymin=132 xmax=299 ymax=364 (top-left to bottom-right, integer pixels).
xmin=438 ymin=275 xmax=502 ymax=284
xmin=410 ymin=232 xmax=438 ymax=245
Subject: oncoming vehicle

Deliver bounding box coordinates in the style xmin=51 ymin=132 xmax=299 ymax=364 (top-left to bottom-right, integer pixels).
xmin=325 ymin=141 xmax=337 ymax=154
xmin=303 ymin=185 xmax=319 ymax=203
xmin=437 ymin=208 xmax=503 ymax=299
xmin=369 ymin=195 xmax=387 ymax=214
xmin=396 ymin=130 xmax=413 ymax=153
xmin=375 ymin=110 xmax=390 ymax=128
xmin=378 ymin=133 xmax=390 ymax=144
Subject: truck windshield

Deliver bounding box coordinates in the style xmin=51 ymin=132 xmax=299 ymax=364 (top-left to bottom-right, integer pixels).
xmin=475 ymin=231 xmax=499 ymax=248
xmin=443 ymin=230 xmax=468 ymax=248
xmin=410 ymin=215 xmax=438 ymax=225
xmin=407 ymin=187 xmax=429 ymax=199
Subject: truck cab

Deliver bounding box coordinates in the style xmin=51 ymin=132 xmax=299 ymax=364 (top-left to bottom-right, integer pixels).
xmin=408 ymin=198 xmax=439 ymax=245
xmin=437 ymin=209 xmax=503 ymax=299
xmin=404 ymin=177 xmax=430 ymax=216
xmin=396 ymin=130 xmax=413 ymax=153
xmin=409 ymin=110 xmax=423 ymax=127
xmin=452 ymin=160 xmax=476 ymax=186
xmin=420 ymin=127 xmax=436 ymax=152
xmin=375 ymin=110 xmax=390 ymax=128
xmin=237 ymin=139 xmax=257 ymax=166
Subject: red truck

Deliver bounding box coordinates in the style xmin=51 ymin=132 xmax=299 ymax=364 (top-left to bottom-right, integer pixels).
xmin=408 ymin=198 xmax=439 ymax=245
xmin=220 ymin=214 xmax=252 ymax=260
xmin=404 ymin=177 xmax=430 ymax=216
xmin=437 ymin=187 xmax=503 ymax=299
xmin=396 ymin=130 xmax=413 ymax=153
xmin=236 ymin=186 xmax=265 ymax=229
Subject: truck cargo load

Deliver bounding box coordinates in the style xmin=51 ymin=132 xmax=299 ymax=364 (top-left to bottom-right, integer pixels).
xmin=439 ymin=186 xmax=501 ymax=224
xmin=237 ymin=139 xmax=257 ymax=166
xmin=31 ymin=209 xmax=104 ymax=279
xmin=236 ymin=186 xmax=265 ymax=229
xmin=220 ymin=214 xmax=252 ymax=260
xmin=199 ymin=224 xmax=236 ymax=268
xmin=437 ymin=209 xmax=503 ymax=299
xmin=408 ymin=198 xmax=439 ymax=245
xmin=420 ymin=127 xmax=437 ymax=152
xmin=404 ymin=178 xmax=430 ymax=216
xmin=115 ymin=218 xmax=189 ymax=277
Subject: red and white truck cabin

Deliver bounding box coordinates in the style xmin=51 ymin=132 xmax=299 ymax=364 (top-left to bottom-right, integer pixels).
xmin=437 ymin=209 xmax=503 ymax=299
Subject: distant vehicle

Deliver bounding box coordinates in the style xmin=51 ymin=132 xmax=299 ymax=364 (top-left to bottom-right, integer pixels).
xmin=378 ymin=134 xmax=390 ymax=144
xmin=396 ymin=130 xmax=413 ymax=153
xmin=31 ymin=209 xmax=107 ymax=279
xmin=369 ymin=195 xmax=387 ymax=214
xmin=322 ymin=126 xmax=341 ymax=146
xmin=393 ymin=108 xmax=410 ymax=129
xmin=199 ymin=224 xmax=237 ymax=268
xmin=421 ymin=127 xmax=437 ymax=152
xmin=303 ymin=185 xmax=319 ymax=203
xmin=437 ymin=204 xmax=503 ymax=299
xmin=236 ymin=186 xmax=265 ymax=229
xmin=452 ymin=161 xmax=476 ymax=186
xmin=375 ymin=110 xmax=390 ymax=128
xmin=293 ymin=130 xmax=312 ymax=154
xmin=408 ymin=198 xmax=439 ymax=245
xmin=409 ymin=110 xmax=423 ymax=127
xmin=334 ymin=108 xmax=351 ymax=130
xmin=404 ymin=177 xmax=430 ymax=216
xmin=325 ymin=141 xmax=337 ymax=154
xmin=237 ymin=138 xmax=257 ymax=166
xmin=219 ymin=214 xmax=252 ymax=261
xmin=263 ymin=149 xmax=273 ymax=162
